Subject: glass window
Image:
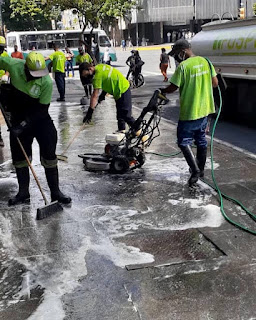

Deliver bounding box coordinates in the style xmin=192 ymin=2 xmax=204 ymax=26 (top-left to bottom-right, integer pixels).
xmin=7 ymin=36 xmax=17 ymax=48
xmin=98 ymin=36 xmax=111 ymax=47
xmin=46 ymin=34 xmax=65 ymax=49
xmin=65 ymin=33 xmax=80 ymax=48
xmin=20 ymin=35 xmax=28 ymax=51
xmin=27 ymin=34 xmax=47 ymax=50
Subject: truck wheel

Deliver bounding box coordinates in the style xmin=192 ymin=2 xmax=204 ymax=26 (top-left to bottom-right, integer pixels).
xmin=110 ymin=155 xmax=130 ymax=174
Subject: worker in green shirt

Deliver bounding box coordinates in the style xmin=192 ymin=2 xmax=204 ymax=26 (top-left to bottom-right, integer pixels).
xmin=80 ymin=63 xmax=136 ymax=131
xmin=45 ymin=44 xmax=66 ymax=102
xmin=0 ymin=52 xmax=71 ymax=205
xmin=76 ymin=47 xmax=93 ymax=65
xmin=0 ymin=36 xmax=9 ymax=147
xmin=161 ymin=39 xmax=218 ymax=186
xmin=76 ymin=47 xmax=94 ymax=99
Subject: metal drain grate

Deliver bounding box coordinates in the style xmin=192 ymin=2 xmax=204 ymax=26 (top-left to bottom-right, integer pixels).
xmin=116 ymin=229 xmax=225 ymax=270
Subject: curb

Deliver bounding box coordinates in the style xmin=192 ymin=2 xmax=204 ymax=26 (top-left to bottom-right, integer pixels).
xmin=132 ymin=105 xmax=256 ymax=161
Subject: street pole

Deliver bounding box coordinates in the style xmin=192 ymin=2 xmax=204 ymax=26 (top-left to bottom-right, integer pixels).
xmin=136 ymin=8 xmax=139 ymax=47
xmin=0 ymin=0 xmax=3 ymax=36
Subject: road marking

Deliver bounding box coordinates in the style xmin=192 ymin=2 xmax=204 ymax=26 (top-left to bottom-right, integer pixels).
xmin=50 ymin=102 xmax=80 ymax=107
xmin=143 ymin=71 xmax=162 ymax=76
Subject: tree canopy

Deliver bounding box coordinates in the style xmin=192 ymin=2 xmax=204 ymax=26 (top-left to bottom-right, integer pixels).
xmin=3 ymin=0 xmax=136 ymax=32
xmin=46 ymin=0 xmax=136 ymax=30
xmin=3 ymin=0 xmax=60 ymax=31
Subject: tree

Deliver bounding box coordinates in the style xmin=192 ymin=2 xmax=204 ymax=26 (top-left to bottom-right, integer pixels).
xmin=253 ymin=3 xmax=256 ymax=16
xmin=45 ymin=0 xmax=136 ymax=59
xmin=46 ymin=0 xmax=136 ymax=32
xmin=3 ymin=0 xmax=61 ymax=31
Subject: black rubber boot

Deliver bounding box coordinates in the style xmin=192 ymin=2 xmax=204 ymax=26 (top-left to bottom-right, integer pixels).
xmin=45 ymin=167 xmax=72 ymax=204
xmin=0 ymin=135 xmax=4 ymax=147
xmin=197 ymin=147 xmax=207 ymax=178
xmin=180 ymin=145 xmax=200 ymax=186
xmin=8 ymin=167 xmax=30 ymax=205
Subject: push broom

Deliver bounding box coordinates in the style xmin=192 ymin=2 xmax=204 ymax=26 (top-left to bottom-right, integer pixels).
xmin=57 ymin=123 xmax=87 ymax=162
xmin=57 ymin=103 xmax=98 ymax=162
xmin=0 ymin=105 xmax=63 ymax=220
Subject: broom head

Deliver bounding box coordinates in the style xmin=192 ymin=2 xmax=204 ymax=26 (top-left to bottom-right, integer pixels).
xmin=36 ymin=200 xmax=63 ymax=220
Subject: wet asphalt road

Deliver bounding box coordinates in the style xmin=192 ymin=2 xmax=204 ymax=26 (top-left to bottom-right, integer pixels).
xmin=0 ymin=47 xmax=256 ymax=319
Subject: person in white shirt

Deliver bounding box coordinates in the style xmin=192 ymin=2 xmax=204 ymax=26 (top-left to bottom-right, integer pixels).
xmin=103 ymin=47 xmax=111 ymax=65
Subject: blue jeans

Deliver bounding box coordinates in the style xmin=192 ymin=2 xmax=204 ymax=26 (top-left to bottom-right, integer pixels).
xmin=65 ymin=60 xmax=74 ymax=77
xmin=177 ymin=117 xmax=208 ymax=148
xmin=55 ymin=72 xmax=65 ymax=100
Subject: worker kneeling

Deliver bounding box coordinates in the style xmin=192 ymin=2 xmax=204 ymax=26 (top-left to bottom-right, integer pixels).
xmin=0 ymin=52 xmax=71 ymax=205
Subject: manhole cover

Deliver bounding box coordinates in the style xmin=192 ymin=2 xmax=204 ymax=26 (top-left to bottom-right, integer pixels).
xmin=116 ymin=229 xmax=225 ymax=270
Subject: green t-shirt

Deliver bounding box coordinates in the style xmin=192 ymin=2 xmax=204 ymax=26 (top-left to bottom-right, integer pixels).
xmin=49 ymin=51 xmax=66 ymax=73
xmin=170 ymin=56 xmax=217 ymax=121
xmin=0 ymin=51 xmax=9 ymax=78
xmin=0 ymin=56 xmax=53 ymax=104
xmin=76 ymin=53 xmax=93 ymax=64
xmin=93 ymin=64 xmax=130 ymax=100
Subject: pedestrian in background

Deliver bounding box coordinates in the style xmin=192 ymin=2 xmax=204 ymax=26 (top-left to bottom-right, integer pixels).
xmin=91 ymin=38 xmax=100 ymax=62
xmin=160 ymin=48 xmax=170 ymax=82
xmin=121 ymin=39 xmax=126 ymax=51
xmin=126 ymin=50 xmax=144 ymax=87
xmin=161 ymin=39 xmax=218 ymax=187
xmin=64 ymin=47 xmax=74 ymax=78
xmin=103 ymin=47 xmax=111 ymax=65
xmin=11 ymin=45 xmax=24 ymax=60
xmin=45 ymin=44 xmax=66 ymax=102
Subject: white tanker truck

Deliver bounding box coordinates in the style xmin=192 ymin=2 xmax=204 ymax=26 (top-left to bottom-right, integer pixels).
xmin=191 ymin=18 xmax=256 ymax=126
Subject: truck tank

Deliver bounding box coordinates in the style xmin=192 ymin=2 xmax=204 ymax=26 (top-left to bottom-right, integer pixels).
xmin=191 ymin=18 xmax=256 ymax=126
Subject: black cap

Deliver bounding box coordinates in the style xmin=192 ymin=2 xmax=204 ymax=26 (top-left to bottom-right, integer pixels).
xmin=168 ymin=39 xmax=190 ymax=56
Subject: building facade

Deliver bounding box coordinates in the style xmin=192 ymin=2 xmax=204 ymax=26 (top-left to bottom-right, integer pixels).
xmin=123 ymin=0 xmax=255 ymax=45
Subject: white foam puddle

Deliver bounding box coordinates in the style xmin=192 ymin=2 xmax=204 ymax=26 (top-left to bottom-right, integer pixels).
xmin=0 ymin=154 xmax=224 ymax=318
xmin=145 ymin=156 xmax=219 ymax=182
xmin=0 ymin=177 xmax=17 ymax=185
xmin=91 ymin=237 xmax=154 ymax=268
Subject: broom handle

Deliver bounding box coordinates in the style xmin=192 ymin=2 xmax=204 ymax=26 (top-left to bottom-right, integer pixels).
xmin=0 ymin=106 xmax=48 ymax=205
xmin=61 ymin=123 xmax=86 ymax=156
xmin=16 ymin=137 xmax=48 ymax=205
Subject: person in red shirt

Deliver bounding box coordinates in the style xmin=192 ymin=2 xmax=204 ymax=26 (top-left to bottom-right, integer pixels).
xmin=11 ymin=45 xmax=24 ymax=59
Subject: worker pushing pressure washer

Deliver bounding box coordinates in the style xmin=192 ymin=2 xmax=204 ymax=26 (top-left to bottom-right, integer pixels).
xmin=0 ymin=52 xmax=71 ymax=206
xmin=80 ymin=63 xmax=136 ymax=132
xmin=161 ymin=39 xmax=218 ymax=187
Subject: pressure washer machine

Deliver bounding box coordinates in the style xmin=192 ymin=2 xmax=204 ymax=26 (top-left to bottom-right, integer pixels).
xmin=78 ymin=90 xmax=168 ymax=173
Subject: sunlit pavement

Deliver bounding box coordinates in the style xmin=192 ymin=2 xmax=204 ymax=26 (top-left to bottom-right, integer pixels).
xmin=0 ymin=56 xmax=256 ymax=319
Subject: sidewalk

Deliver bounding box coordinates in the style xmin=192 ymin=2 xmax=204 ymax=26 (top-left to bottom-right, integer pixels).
xmin=115 ymin=43 xmax=173 ymax=52
xmin=0 ymin=78 xmax=256 ymax=320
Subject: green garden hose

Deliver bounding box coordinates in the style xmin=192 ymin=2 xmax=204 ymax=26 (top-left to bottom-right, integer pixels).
xmin=207 ymin=86 xmax=256 ymax=235
xmin=150 ymin=87 xmax=256 ymax=235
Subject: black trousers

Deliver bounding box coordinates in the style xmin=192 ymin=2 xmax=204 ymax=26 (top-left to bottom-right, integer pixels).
xmin=10 ymin=116 xmax=58 ymax=169
xmin=55 ymin=72 xmax=65 ymax=99
xmin=134 ymin=66 xmax=142 ymax=86
xmin=80 ymin=76 xmax=93 ymax=98
xmin=115 ymin=88 xmax=135 ymax=131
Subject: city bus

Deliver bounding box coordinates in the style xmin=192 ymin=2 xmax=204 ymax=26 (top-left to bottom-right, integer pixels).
xmin=6 ymin=29 xmax=117 ymax=63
